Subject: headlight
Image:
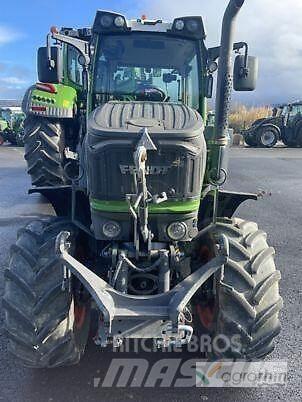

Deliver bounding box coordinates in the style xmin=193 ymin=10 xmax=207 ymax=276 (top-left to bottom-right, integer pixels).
xmin=100 ymin=14 xmax=113 ymax=28
xmin=208 ymin=61 xmax=218 ymax=74
xmin=102 ymin=221 xmax=121 ymax=238
xmin=167 ymin=222 xmax=187 ymax=241
xmin=174 ymin=19 xmax=185 ymax=31
xmin=186 ymin=19 xmax=199 ymax=33
xmin=114 ymin=16 xmax=125 ymax=27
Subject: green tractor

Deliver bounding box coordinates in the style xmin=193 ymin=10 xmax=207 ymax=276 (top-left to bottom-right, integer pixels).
xmin=243 ymin=102 xmax=302 ymax=148
xmin=0 ymin=115 xmax=8 ymax=145
xmin=0 ymin=107 xmax=25 ymax=146
xmin=4 ymin=0 xmax=282 ymax=368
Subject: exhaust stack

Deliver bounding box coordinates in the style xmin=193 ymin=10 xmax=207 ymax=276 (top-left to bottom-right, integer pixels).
xmin=211 ymin=0 xmax=245 ymax=183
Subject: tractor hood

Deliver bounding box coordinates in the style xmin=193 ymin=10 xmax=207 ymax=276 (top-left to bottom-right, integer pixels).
xmin=253 ymin=116 xmax=283 ymax=128
xmin=87 ymin=101 xmax=204 ymax=140
xmin=85 ymin=101 xmax=207 ymax=241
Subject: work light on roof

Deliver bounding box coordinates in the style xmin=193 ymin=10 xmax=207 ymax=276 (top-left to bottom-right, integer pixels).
xmin=114 ymin=16 xmax=125 ymax=27
xmin=172 ymin=17 xmax=206 ymax=39
xmin=186 ymin=19 xmax=199 ymax=33
xmin=93 ymin=12 xmax=128 ymax=33
xmin=100 ymin=14 xmax=113 ymax=28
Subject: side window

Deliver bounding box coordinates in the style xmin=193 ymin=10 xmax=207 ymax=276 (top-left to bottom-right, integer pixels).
xmin=67 ymin=45 xmax=83 ymax=86
xmin=296 ymin=105 xmax=302 ymax=114
xmin=288 ymin=106 xmax=301 ymax=121
xmin=281 ymin=107 xmax=288 ymax=116
xmin=186 ymin=55 xmax=199 ymax=110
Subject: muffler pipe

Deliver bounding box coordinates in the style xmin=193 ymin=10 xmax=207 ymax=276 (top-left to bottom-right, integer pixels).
xmin=210 ymin=0 xmax=245 ymax=183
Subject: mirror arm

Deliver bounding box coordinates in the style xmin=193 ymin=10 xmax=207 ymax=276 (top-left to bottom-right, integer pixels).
xmin=51 ymin=32 xmax=90 ymax=66
xmin=50 ymin=32 xmax=91 ymax=93
xmin=46 ymin=34 xmax=56 ymax=69
xmin=242 ymin=42 xmax=249 ymax=77
xmin=208 ymin=41 xmax=248 ymax=63
xmin=234 ymin=42 xmax=249 ymax=77
xmin=208 ymin=46 xmax=220 ymax=62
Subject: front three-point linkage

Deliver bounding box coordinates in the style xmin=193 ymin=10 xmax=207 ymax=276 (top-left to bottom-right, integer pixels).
xmin=127 ymin=127 xmax=168 ymax=255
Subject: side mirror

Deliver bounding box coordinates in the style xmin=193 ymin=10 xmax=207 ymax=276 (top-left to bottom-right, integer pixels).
xmin=233 ymin=55 xmax=258 ymax=91
xmin=37 ymin=46 xmax=62 ymax=83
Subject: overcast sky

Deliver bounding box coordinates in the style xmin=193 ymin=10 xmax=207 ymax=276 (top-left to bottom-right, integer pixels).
xmin=1 ymin=0 xmax=302 ymax=106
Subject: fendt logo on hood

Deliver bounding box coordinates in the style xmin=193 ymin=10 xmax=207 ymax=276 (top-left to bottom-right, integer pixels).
xmin=119 ymin=164 xmax=171 ymax=175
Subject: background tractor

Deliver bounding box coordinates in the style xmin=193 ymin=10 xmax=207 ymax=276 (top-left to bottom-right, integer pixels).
xmin=3 ymin=0 xmax=282 ymax=368
xmin=0 ymin=107 xmax=25 ymax=146
xmin=243 ymin=101 xmax=302 ymax=148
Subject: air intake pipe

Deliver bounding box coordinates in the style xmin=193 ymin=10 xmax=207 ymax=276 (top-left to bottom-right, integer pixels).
xmin=210 ymin=0 xmax=245 ymax=184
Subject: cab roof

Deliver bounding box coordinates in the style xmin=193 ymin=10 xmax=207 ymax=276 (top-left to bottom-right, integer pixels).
xmin=92 ymin=11 xmax=206 ymax=40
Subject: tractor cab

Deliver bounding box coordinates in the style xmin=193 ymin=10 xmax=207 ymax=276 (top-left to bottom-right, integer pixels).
xmin=90 ymin=13 xmax=207 ymax=114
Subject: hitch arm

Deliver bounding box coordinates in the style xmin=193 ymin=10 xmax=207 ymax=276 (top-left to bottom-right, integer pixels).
xmin=55 ymin=232 xmax=228 ymax=338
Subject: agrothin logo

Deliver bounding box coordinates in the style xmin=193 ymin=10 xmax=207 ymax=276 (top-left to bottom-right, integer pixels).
xmin=196 ymin=362 xmax=223 ymax=386
xmin=196 ymin=361 xmax=288 ymax=388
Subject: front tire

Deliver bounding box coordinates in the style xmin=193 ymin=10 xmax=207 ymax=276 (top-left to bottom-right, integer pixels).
xmin=3 ymin=218 xmax=90 ymax=368
xmin=211 ymin=218 xmax=282 ymax=360
xmin=24 ymin=116 xmax=67 ymax=186
xmin=16 ymin=130 xmax=25 ymax=147
xmin=294 ymin=120 xmax=302 ymax=147
xmin=244 ymin=132 xmax=258 ymax=147
xmin=281 ymin=133 xmax=297 ymax=147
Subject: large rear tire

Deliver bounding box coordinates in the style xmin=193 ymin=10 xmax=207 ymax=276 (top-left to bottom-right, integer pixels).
xmin=3 ymin=218 xmax=90 ymax=368
xmin=24 ymin=116 xmax=67 ymax=186
xmin=211 ymin=218 xmax=282 ymax=360
xmin=256 ymin=126 xmax=278 ymax=148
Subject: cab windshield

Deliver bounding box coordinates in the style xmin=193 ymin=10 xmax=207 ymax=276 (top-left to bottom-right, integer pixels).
xmin=93 ymin=33 xmax=202 ymax=109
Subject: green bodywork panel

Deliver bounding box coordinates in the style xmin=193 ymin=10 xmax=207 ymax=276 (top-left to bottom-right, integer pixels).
xmin=90 ymin=199 xmax=200 ymax=214
xmin=24 ymin=83 xmax=77 ymax=118
xmin=30 ymin=84 xmax=77 ymax=109
xmin=0 ymin=118 xmax=8 ymax=131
